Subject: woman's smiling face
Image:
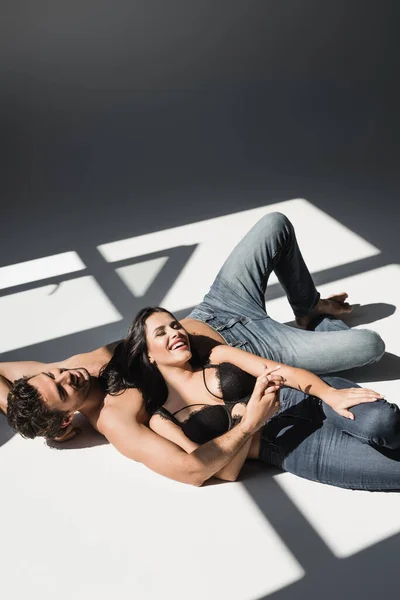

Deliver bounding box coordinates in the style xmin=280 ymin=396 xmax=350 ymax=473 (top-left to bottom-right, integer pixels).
xmin=145 ymin=311 xmax=192 ymax=368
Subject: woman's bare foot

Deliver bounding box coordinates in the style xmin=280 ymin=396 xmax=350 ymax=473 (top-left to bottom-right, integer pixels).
xmin=295 ymin=293 xmax=353 ymax=330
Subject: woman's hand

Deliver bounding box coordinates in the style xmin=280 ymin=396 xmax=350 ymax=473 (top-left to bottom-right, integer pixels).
xmin=322 ymin=387 xmax=384 ymax=420
xmin=240 ymin=366 xmax=283 ymax=434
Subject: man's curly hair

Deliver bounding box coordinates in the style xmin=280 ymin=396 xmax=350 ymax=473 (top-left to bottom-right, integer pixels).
xmin=7 ymin=377 xmax=67 ymax=440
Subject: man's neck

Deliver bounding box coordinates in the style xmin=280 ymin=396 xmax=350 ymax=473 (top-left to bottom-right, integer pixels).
xmin=79 ymin=377 xmax=106 ymax=420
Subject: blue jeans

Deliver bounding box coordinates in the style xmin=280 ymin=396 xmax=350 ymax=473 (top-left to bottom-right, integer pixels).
xmin=259 ymin=376 xmax=400 ymax=491
xmin=187 ymin=212 xmax=385 ymax=374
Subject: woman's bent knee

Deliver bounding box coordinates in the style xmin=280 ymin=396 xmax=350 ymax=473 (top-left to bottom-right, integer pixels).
xmin=354 ymin=400 xmax=400 ymax=449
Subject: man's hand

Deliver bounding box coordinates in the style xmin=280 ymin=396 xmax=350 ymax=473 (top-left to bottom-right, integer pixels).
xmin=53 ymin=424 xmax=81 ymax=443
xmin=241 ymin=366 xmax=283 ymax=434
xmin=322 ymin=387 xmax=384 ymax=420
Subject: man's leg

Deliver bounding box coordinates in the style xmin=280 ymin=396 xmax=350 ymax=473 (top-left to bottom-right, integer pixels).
xmin=206 ymin=212 xmax=320 ymax=319
xmin=188 ymin=212 xmax=385 ymax=373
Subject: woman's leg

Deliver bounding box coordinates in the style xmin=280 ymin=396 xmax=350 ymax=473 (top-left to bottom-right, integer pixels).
xmin=320 ymin=376 xmax=400 ymax=449
xmin=188 ymin=212 xmax=385 ymax=372
xmin=259 ymin=383 xmax=400 ymax=491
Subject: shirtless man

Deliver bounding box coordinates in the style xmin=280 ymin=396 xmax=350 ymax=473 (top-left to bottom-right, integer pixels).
xmin=2 ymin=213 xmax=385 ymax=485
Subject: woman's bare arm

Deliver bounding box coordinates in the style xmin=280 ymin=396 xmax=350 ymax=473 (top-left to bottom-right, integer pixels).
xmin=149 ymin=413 xmax=253 ymax=482
xmin=210 ymin=345 xmax=384 ymax=419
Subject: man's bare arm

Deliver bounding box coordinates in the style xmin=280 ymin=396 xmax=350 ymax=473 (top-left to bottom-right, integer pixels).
xmin=101 ymin=412 xmax=254 ymax=486
xmin=0 ymin=339 xmax=121 ymax=384
xmin=100 ymin=373 xmax=279 ymax=486
xmin=0 ymin=339 xmax=121 ymax=414
xmin=149 ymin=412 xmax=253 ymax=482
xmin=0 ymin=374 xmax=11 ymax=414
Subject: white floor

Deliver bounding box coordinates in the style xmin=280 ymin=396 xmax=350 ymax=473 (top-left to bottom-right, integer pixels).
xmin=1 ymin=199 xmax=399 ymax=600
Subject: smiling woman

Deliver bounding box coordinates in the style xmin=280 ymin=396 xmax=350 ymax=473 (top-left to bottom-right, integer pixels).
xmin=100 ymin=307 xmax=200 ymax=414
xmin=146 ymin=311 xmax=192 ymax=366
xmin=103 ymin=306 xmax=277 ymax=447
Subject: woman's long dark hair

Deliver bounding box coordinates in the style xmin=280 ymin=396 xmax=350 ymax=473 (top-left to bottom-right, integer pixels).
xmin=100 ymin=307 xmax=197 ymax=414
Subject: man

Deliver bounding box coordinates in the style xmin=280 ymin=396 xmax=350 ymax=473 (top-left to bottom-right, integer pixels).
xmin=2 ymin=213 xmax=385 ymax=485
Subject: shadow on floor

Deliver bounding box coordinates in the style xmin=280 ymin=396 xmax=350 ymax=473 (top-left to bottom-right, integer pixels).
xmin=0 ymin=411 xmax=14 ymax=447
xmin=240 ymin=462 xmax=400 ymax=600
xmin=284 ymin=302 xmax=396 ymax=330
xmin=343 ymin=302 xmax=396 ymax=327
xmin=333 ymin=352 xmax=400 ymax=384
xmin=46 ymin=413 xmax=109 ymax=451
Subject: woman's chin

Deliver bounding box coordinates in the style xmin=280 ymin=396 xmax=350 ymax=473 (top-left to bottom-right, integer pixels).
xmin=169 ymin=349 xmax=192 ymax=366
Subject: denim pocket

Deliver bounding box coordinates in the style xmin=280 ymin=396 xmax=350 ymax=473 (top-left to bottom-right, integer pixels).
xmin=188 ymin=305 xmax=253 ymax=350
xmin=191 ymin=306 xmax=242 ymax=333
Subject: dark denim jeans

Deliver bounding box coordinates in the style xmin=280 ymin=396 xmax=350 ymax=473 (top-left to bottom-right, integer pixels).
xmin=187 ymin=212 xmax=385 ymax=374
xmin=259 ymin=376 xmax=400 ymax=491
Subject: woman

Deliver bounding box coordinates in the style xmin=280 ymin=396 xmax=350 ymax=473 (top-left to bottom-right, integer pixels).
xmin=103 ymin=306 xmax=400 ymax=490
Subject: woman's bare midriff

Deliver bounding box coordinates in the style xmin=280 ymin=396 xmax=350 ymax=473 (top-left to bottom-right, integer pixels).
xmin=248 ymin=431 xmax=261 ymax=459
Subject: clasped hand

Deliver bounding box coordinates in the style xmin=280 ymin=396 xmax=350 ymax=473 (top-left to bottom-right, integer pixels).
xmin=241 ymin=366 xmax=284 ymax=434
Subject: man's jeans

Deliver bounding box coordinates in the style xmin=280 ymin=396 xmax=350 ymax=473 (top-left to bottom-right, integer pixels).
xmin=259 ymin=376 xmax=400 ymax=491
xmin=187 ymin=212 xmax=385 ymax=374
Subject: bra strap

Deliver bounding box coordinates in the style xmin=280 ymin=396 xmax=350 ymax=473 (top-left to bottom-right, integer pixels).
xmin=172 ymin=403 xmax=208 ymax=417
xmin=156 ymin=406 xmax=182 ymax=427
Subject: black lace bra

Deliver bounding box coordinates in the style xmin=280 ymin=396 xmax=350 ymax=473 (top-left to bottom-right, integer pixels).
xmin=155 ymin=362 xmax=256 ymax=444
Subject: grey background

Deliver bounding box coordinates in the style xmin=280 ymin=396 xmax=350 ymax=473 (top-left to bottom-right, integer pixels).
xmin=1 ymin=2 xmax=400 ymax=598
xmin=2 ymin=0 xmax=399 ymax=361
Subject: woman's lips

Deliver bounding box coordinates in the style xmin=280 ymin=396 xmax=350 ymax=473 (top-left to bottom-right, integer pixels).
xmin=170 ymin=339 xmax=188 ymax=351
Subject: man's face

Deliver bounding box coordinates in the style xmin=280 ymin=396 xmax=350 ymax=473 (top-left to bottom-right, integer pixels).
xmin=29 ymin=367 xmax=92 ymax=414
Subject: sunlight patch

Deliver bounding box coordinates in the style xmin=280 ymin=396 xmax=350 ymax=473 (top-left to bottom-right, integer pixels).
xmin=275 ymin=472 xmax=400 ymax=558
xmin=0 ymin=276 xmax=122 ymax=352
xmin=0 ymin=251 xmax=86 ymax=290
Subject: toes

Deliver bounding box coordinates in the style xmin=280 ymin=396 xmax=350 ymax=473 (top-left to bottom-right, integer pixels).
xmin=343 ymin=303 xmax=353 ymax=312
xmin=327 ymin=292 xmax=349 ymax=303
xmin=332 ymin=301 xmax=353 ymax=315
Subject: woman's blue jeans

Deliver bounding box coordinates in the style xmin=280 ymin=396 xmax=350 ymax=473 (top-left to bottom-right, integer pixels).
xmin=187 ymin=212 xmax=385 ymax=374
xmin=259 ymin=376 xmax=400 ymax=491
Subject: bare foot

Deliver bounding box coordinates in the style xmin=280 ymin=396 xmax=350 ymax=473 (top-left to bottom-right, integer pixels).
xmin=295 ymin=292 xmax=353 ymax=330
